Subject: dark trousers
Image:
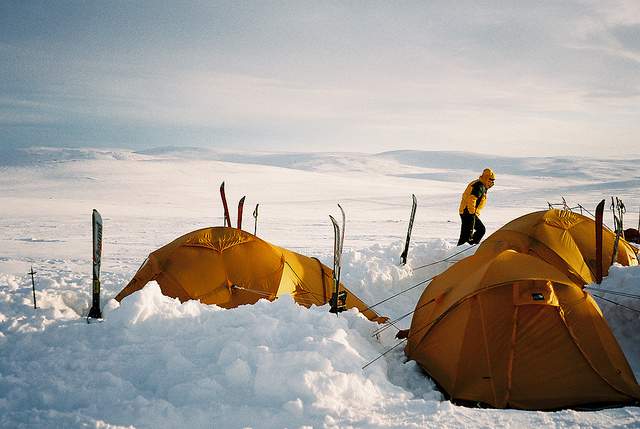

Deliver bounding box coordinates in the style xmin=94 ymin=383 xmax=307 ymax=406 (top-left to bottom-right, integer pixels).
xmin=457 ymin=210 xmax=485 ymax=245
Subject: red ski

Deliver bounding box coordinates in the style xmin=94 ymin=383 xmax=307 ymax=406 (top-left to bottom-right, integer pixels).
xmin=237 ymin=196 xmax=246 ymax=229
xmin=220 ymin=182 xmax=232 ymax=227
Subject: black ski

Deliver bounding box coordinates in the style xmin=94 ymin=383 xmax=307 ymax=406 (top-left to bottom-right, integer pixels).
xmin=338 ymin=204 xmax=345 ymax=258
xmin=611 ymin=197 xmax=625 ymax=266
xmin=220 ymin=182 xmax=232 ymax=227
xmin=595 ymin=199 xmax=604 ymax=284
xmin=253 ymin=203 xmax=259 ymax=235
xmin=87 ymin=209 xmax=103 ymax=320
xmin=237 ymin=196 xmax=246 ymax=230
xmin=400 ymin=194 xmax=417 ymax=265
xmin=329 ymin=206 xmax=347 ymax=314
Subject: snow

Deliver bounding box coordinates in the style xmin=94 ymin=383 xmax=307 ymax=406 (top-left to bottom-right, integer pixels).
xmin=1 ymin=146 xmax=639 ymax=428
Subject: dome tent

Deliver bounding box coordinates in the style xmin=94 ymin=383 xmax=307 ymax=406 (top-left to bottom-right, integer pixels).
xmin=115 ymin=227 xmax=386 ymax=323
xmin=475 ymin=209 xmax=637 ymax=286
xmin=405 ymin=249 xmax=640 ymax=410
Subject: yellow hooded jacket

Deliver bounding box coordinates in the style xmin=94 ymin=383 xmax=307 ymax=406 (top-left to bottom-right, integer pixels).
xmin=458 ymin=169 xmax=494 ymax=216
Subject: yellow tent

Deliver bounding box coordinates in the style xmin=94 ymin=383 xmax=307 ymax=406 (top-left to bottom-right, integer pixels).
xmin=115 ymin=227 xmax=386 ymax=323
xmin=405 ymin=250 xmax=640 ymax=410
xmin=475 ymin=209 xmax=637 ymax=286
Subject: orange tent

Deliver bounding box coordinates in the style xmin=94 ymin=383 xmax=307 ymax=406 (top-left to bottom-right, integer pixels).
xmin=405 ymin=250 xmax=640 ymax=410
xmin=475 ymin=209 xmax=637 ymax=286
xmin=115 ymin=227 xmax=386 ymax=323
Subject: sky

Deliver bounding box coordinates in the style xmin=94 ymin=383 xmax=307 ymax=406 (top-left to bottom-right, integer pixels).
xmin=1 ymin=0 xmax=640 ymax=157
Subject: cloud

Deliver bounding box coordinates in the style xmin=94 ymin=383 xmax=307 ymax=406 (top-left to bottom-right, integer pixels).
xmin=2 ymin=1 xmax=640 ymax=156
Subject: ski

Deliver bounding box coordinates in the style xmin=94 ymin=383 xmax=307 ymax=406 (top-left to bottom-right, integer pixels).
xmin=330 ymin=215 xmax=340 ymax=277
xmin=220 ymin=182 xmax=232 ymax=227
xmin=400 ymin=194 xmax=417 ymax=265
xmin=237 ymin=196 xmax=246 ymax=229
xmin=329 ymin=215 xmax=347 ymax=314
xmin=611 ymin=197 xmax=625 ymax=266
xmin=253 ymin=203 xmax=259 ymax=235
xmin=338 ymin=204 xmax=345 ymax=259
xmin=87 ymin=209 xmax=103 ymax=320
xmin=595 ymin=199 xmax=604 ymax=284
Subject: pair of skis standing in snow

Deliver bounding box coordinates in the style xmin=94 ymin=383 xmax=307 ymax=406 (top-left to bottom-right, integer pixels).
xmin=219 ymin=182 xmax=258 ymax=234
xmin=219 ymin=182 xmax=349 ymax=313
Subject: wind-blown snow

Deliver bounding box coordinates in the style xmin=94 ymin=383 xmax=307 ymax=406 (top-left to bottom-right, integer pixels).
xmin=1 ymin=147 xmax=639 ymax=428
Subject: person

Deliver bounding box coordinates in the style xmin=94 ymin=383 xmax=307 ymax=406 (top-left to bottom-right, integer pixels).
xmin=457 ymin=168 xmax=495 ymax=245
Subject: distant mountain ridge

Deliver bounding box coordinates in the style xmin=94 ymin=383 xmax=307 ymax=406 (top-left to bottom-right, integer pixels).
xmin=2 ymin=146 xmax=638 ymax=184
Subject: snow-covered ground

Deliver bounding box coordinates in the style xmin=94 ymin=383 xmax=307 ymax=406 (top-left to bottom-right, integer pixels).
xmin=0 ymin=146 xmax=639 ymax=428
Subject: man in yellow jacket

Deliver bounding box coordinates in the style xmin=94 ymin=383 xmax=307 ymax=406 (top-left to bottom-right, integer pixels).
xmin=457 ymin=168 xmax=495 ymax=245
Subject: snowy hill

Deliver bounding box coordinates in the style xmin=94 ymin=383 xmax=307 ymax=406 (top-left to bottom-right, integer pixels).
xmin=1 ymin=147 xmax=639 ymax=428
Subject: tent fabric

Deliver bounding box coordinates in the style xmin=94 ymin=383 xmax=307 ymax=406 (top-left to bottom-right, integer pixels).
xmin=475 ymin=209 xmax=638 ymax=286
xmin=405 ymin=249 xmax=640 ymax=410
xmin=115 ymin=227 xmax=386 ymax=323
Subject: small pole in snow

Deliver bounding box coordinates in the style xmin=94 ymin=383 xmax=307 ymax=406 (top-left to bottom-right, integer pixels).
xmin=29 ymin=266 xmax=37 ymax=309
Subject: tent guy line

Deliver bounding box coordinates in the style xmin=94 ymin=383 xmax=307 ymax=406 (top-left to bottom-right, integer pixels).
xmin=410 ymin=245 xmax=477 ymax=271
xmin=592 ymin=294 xmax=640 ymax=315
xmin=585 ymin=287 xmax=640 ymax=300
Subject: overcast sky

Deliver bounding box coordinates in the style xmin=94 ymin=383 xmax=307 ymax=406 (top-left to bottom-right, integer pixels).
xmin=1 ymin=1 xmax=640 ymax=156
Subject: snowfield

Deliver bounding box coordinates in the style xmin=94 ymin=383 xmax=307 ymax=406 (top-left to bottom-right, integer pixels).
xmin=0 ymin=147 xmax=639 ymax=428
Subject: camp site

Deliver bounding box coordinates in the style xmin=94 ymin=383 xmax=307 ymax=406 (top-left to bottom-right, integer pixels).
xmin=1 ymin=147 xmax=639 ymax=428
xmin=4 ymin=2 xmax=640 ymax=427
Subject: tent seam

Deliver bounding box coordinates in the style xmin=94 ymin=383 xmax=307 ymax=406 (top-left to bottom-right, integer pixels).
xmin=555 ymin=291 xmax=634 ymax=400
xmin=505 ymin=305 xmax=519 ymax=407
xmin=477 ymin=294 xmax=498 ymax=406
